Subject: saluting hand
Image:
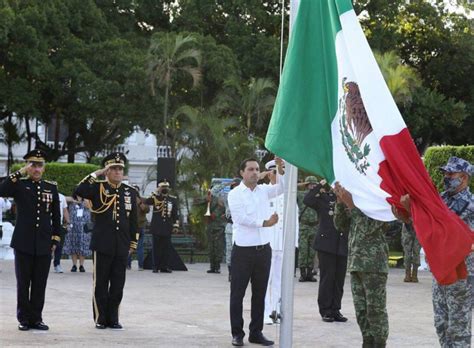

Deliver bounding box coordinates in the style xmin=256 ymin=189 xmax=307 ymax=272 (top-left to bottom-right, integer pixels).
xmin=93 ymin=167 xmax=108 ymax=177
xmin=19 ymin=163 xmax=32 ymax=176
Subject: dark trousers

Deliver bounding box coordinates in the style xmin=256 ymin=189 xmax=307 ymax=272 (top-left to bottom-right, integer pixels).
xmin=152 ymin=235 xmax=171 ymax=270
xmin=92 ymin=251 xmax=127 ymax=325
xmin=230 ymin=243 xmax=271 ymax=339
xmin=317 ymin=251 xmax=348 ymax=316
xmin=53 ymin=240 xmax=64 ymax=267
xmin=14 ymin=249 xmax=51 ymax=324
xmin=128 ymin=229 xmax=144 ymax=268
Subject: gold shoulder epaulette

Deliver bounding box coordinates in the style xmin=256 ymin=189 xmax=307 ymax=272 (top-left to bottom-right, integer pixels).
xmin=124 ymin=183 xmax=137 ymax=191
xmin=44 ymin=179 xmax=57 ymax=185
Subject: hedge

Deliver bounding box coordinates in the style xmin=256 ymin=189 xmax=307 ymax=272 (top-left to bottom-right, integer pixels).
xmin=11 ymin=162 xmax=100 ymax=196
xmin=423 ymin=145 xmax=474 ymax=192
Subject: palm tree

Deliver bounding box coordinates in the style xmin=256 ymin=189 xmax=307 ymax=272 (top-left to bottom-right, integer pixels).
xmin=148 ymin=32 xmax=202 ymax=152
xmin=218 ymin=77 xmax=276 ymax=135
xmin=375 ymin=51 xmax=421 ymax=107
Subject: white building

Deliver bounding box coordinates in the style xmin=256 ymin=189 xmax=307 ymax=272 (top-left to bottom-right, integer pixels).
xmin=0 ymin=117 xmax=159 ymax=195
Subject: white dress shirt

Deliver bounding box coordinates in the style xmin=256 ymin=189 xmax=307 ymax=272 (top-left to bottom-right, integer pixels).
xmin=228 ymin=174 xmax=285 ymax=247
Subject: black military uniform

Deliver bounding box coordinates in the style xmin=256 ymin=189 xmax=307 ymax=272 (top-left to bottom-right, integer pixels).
xmin=144 ymin=181 xmax=179 ymax=273
xmin=303 ymin=181 xmax=349 ymax=322
xmin=74 ymin=152 xmax=138 ymax=329
xmin=0 ymin=149 xmax=61 ymax=331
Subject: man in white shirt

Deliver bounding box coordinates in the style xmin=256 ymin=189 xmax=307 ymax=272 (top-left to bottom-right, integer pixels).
xmin=228 ymin=157 xmax=285 ymax=347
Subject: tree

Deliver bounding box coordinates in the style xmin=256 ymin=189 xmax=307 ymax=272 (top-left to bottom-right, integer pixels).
xmin=374 ymin=51 xmax=420 ymax=107
xmin=147 ymin=32 xmax=202 ymax=153
xmin=218 ymin=77 xmax=276 ymax=136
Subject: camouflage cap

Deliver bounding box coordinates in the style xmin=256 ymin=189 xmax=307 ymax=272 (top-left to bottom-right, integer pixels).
xmin=439 ymin=156 xmax=473 ymax=176
xmin=304 ymin=176 xmax=319 ymax=184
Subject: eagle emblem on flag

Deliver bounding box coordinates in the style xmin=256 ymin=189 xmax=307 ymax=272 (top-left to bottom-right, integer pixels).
xmin=338 ymin=78 xmax=372 ymax=174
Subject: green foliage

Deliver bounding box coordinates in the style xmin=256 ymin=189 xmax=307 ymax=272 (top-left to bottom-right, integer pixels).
xmin=423 ymin=145 xmax=474 ymax=192
xmin=11 ymin=162 xmax=99 ymax=196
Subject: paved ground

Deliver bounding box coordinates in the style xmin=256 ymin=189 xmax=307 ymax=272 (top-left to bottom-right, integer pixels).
xmin=0 ymin=260 xmax=443 ymax=347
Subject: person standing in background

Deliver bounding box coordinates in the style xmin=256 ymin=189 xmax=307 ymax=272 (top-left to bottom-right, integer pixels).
xmin=127 ymin=185 xmax=149 ymax=271
xmin=53 ymin=192 xmax=69 ymax=273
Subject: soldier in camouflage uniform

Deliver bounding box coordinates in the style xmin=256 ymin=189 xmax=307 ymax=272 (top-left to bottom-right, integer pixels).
xmin=393 ymin=156 xmax=473 ymax=348
xmin=206 ymin=186 xmax=227 ymax=274
xmin=401 ymin=223 xmax=421 ymax=282
xmin=435 ymin=157 xmax=473 ymax=347
xmin=297 ymin=177 xmax=318 ymax=282
xmin=334 ymin=182 xmax=389 ymax=348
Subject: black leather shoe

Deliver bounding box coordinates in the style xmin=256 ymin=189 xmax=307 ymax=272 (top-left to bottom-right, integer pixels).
xmin=232 ymin=336 xmax=244 ymax=346
xmin=322 ymin=315 xmax=335 ymax=322
xmin=109 ymin=323 xmax=123 ymax=330
xmin=95 ymin=323 xmax=107 ymax=329
xmin=248 ymin=334 xmax=274 ymax=346
xmin=18 ymin=323 xmax=29 ymax=331
xmin=333 ymin=311 xmax=348 ymax=322
xmin=30 ymin=322 xmax=49 ymax=330
xmin=152 ymin=269 xmax=159 ymax=273
xmin=207 ymin=269 xmax=216 ymax=273
xmin=160 ymin=268 xmax=172 ymax=273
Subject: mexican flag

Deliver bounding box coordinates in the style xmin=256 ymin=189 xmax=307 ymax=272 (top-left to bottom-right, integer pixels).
xmin=265 ymin=0 xmax=473 ymax=284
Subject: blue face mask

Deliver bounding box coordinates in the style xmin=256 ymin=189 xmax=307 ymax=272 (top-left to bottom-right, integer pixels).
xmin=443 ymin=177 xmax=462 ymax=193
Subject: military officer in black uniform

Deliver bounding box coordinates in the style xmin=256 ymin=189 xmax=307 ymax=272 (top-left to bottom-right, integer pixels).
xmin=0 ymin=149 xmax=61 ymax=331
xmin=303 ymin=178 xmax=349 ymax=323
xmin=144 ymin=180 xmax=179 ymax=273
xmin=74 ymin=152 xmax=138 ymax=330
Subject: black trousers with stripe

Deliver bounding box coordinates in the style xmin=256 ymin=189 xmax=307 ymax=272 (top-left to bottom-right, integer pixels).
xmin=14 ymin=249 xmax=51 ymax=325
xmin=92 ymin=251 xmax=127 ymax=325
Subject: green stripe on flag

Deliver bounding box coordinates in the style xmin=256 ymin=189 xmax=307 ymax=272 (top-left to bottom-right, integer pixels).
xmin=265 ymin=0 xmax=342 ymax=182
xmin=335 ymin=0 xmax=354 ymax=16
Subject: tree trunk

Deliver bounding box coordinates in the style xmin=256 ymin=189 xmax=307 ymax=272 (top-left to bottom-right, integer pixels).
xmin=24 ymin=115 xmax=32 ymax=152
xmin=54 ymin=109 xmax=61 ymax=150
xmin=67 ymin=122 xmax=76 ymax=163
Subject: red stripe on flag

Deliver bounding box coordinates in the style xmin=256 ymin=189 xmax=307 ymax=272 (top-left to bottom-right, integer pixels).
xmin=378 ymin=128 xmax=472 ymax=285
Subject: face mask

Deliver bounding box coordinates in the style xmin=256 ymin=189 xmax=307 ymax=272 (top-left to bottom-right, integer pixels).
xmin=443 ymin=177 xmax=462 ymax=193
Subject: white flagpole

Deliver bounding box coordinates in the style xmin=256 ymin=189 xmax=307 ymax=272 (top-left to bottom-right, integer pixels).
xmin=279 ymin=1 xmax=299 ymax=347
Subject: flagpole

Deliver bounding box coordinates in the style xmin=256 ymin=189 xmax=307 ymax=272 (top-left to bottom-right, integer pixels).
xmin=279 ymin=1 xmax=299 ymax=347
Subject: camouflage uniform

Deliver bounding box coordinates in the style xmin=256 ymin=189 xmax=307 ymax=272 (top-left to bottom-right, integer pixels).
xmin=207 ymin=195 xmax=226 ymax=272
xmin=334 ymin=203 xmax=389 ymax=347
xmin=401 ymin=223 xmax=421 ymax=282
xmin=297 ymin=191 xmax=317 ymax=270
xmin=432 ymin=156 xmax=474 ymax=348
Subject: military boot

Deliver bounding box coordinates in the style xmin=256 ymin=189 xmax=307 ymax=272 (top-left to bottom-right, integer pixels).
xmin=299 ymin=268 xmax=307 ymax=282
xmin=306 ymin=267 xmax=317 ymax=282
xmin=411 ymin=265 xmax=419 ymax=283
xmin=403 ymin=266 xmax=411 ymax=282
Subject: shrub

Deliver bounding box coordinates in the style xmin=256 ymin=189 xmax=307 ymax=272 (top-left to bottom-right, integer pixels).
xmin=11 ymin=162 xmax=100 ymax=196
xmin=423 ymin=145 xmax=474 ymax=192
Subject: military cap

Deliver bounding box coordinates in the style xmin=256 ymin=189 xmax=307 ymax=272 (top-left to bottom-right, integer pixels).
xmin=265 ymin=160 xmax=276 ymax=170
xmin=304 ymin=176 xmax=319 ymax=184
xmin=102 ymin=152 xmax=127 ymax=168
xmin=158 ymin=180 xmax=170 ymax=188
xmin=23 ymin=149 xmax=47 ymax=163
xmin=439 ymin=156 xmax=473 ymax=176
